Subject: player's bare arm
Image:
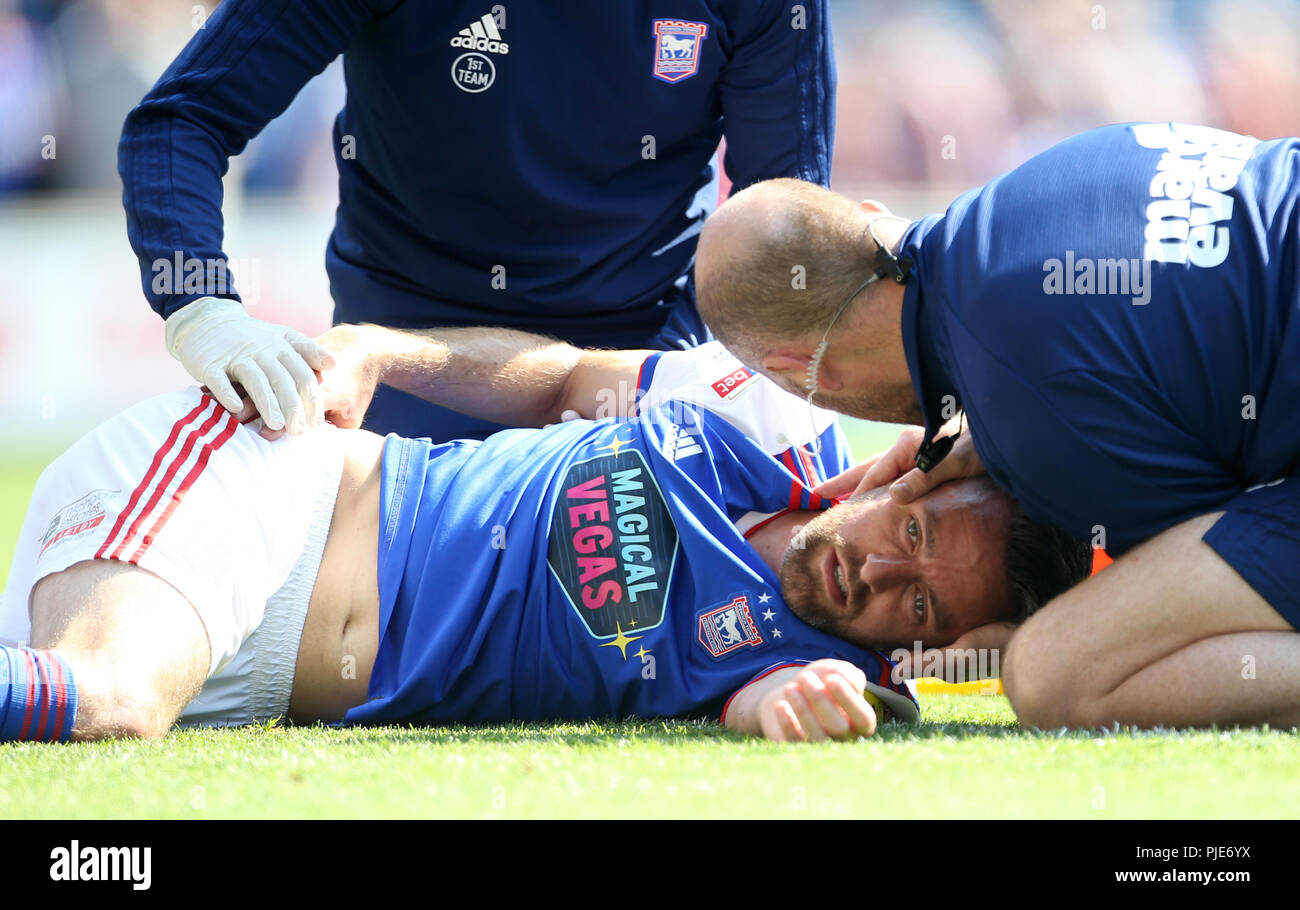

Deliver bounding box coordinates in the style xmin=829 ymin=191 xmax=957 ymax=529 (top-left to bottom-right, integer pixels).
xmin=317 ymin=323 xmax=650 ymax=429
xmin=1004 ymin=511 xmax=1300 ymax=730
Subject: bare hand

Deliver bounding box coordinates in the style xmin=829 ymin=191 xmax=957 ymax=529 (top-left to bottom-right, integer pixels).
xmin=758 ymin=660 xmax=878 ymax=742
xmin=815 ymin=421 xmax=985 ymax=505
xmin=891 ymin=621 xmax=1017 ymax=682
xmin=315 ymin=325 xmax=382 ymax=429
xmin=815 ymin=426 xmax=927 ymax=501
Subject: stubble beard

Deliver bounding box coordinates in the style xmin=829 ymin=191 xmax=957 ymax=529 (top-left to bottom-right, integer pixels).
xmin=819 ymin=382 xmax=922 ymax=425
xmin=778 ymin=488 xmax=890 ymax=646
xmin=779 ymin=506 xmax=847 ymax=637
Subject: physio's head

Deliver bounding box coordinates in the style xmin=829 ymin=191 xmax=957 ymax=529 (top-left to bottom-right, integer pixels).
xmin=779 ymin=477 xmax=1091 ymax=651
xmin=695 ymin=179 xmax=913 ymax=420
xmin=697 ymin=179 xmax=885 ymax=362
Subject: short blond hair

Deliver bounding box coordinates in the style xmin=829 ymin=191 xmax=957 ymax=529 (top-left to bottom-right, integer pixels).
xmin=696 ymin=179 xmax=882 ymax=360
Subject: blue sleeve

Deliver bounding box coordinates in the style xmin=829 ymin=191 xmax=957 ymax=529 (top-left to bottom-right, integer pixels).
xmin=719 ymin=0 xmax=834 ymax=192
xmin=118 ymin=0 xmax=399 ymax=318
xmin=680 ymin=408 xmax=813 ymax=518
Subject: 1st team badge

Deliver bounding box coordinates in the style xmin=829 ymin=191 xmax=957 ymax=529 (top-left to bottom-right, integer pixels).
xmin=652 ymin=19 xmax=709 ymax=84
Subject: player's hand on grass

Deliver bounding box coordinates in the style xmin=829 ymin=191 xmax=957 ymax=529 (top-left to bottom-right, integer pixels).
xmin=891 ymin=621 xmax=1017 ymax=682
xmin=166 ymin=297 xmax=333 ymax=435
xmin=815 ymin=420 xmax=985 ymax=505
xmin=758 ymin=660 xmax=878 ymax=742
xmin=315 ymin=324 xmax=383 ymax=429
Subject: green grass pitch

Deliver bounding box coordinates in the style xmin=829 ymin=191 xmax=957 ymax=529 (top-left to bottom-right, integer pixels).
xmin=2 ymin=426 xmax=1298 ymax=819
xmin=4 ymin=701 xmax=1298 ymax=819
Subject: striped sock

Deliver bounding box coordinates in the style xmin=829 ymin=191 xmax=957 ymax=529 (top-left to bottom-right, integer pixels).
xmin=0 ymin=645 xmax=79 ymax=742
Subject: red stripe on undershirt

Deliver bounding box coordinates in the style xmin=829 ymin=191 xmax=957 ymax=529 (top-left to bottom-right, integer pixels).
xmin=110 ymin=403 xmax=225 ymax=560
xmin=96 ymin=397 xmax=213 ymax=559
xmin=779 ymin=448 xmax=801 ymax=481
xmin=797 ymin=446 xmax=822 ymax=487
xmin=779 ymin=448 xmax=803 ymax=509
xmin=129 ymin=410 xmax=240 ymax=564
xmin=795 ymin=447 xmax=827 ymax=509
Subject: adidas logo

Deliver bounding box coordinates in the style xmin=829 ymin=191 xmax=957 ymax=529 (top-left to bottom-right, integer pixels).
xmin=663 ymin=423 xmax=703 ymax=462
xmin=450 ymin=13 xmax=509 ymax=54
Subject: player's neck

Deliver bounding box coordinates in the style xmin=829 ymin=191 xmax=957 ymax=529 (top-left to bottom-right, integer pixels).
xmin=745 ymin=510 xmax=815 ymax=575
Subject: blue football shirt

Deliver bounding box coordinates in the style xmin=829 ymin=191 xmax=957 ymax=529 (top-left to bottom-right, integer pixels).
xmin=344 ymin=343 xmax=918 ymax=725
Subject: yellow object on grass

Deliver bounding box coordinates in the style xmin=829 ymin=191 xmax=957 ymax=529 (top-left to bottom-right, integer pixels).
xmin=913 ymin=678 xmax=1004 ymax=696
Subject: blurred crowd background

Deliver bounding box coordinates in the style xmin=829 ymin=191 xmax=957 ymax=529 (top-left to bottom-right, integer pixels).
xmin=0 ymin=0 xmax=1298 ymax=451
xmin=4 ymin=0 xmax=1298 ymax=198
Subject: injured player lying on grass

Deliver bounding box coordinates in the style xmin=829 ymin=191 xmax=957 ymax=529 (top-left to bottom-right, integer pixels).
xmin=0 ymin=325 xmax=1090 ymax=744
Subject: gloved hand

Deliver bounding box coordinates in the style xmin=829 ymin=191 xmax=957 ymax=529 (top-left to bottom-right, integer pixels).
xmin=165 ymin=297 xmax=334 ymax=434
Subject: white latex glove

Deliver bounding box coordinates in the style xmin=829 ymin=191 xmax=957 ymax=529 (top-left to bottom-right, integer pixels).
xmin=164 ymin=297 xmax=334 ymax=433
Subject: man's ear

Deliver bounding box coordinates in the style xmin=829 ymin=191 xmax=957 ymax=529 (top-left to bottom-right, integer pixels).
xmin=761 ymin=348 xmax=817 ymax=393
xmin=858 ymin=199 xmax=891 ymax=216
xmin=759 ymin=345 xmax=806 ymax=382
xmin=763 ymin=348 xmax=849 ymax=392
xmin=761 ymin=350 xmax=811 ymax=375
xmin=763 ymin=339 xmax=854 ymax=390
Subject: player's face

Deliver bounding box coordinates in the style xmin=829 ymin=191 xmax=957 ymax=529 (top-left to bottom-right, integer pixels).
xmin=779 ymin=479 xmax=1014 ymax=650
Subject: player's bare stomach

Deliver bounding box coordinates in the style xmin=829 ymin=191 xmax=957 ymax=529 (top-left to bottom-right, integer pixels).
xmin=288 ymin=428 xmax=387 ymax=723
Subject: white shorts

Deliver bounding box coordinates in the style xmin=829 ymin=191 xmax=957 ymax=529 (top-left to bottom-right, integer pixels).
xmin=0 ymin=388 xmax=345 ymax=724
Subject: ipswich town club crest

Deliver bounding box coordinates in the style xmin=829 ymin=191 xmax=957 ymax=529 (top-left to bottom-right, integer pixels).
xmin=652 ymin=19 xmax=709 ymax=83
xmin=698 ymin=595 xmax=764 ymax=658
